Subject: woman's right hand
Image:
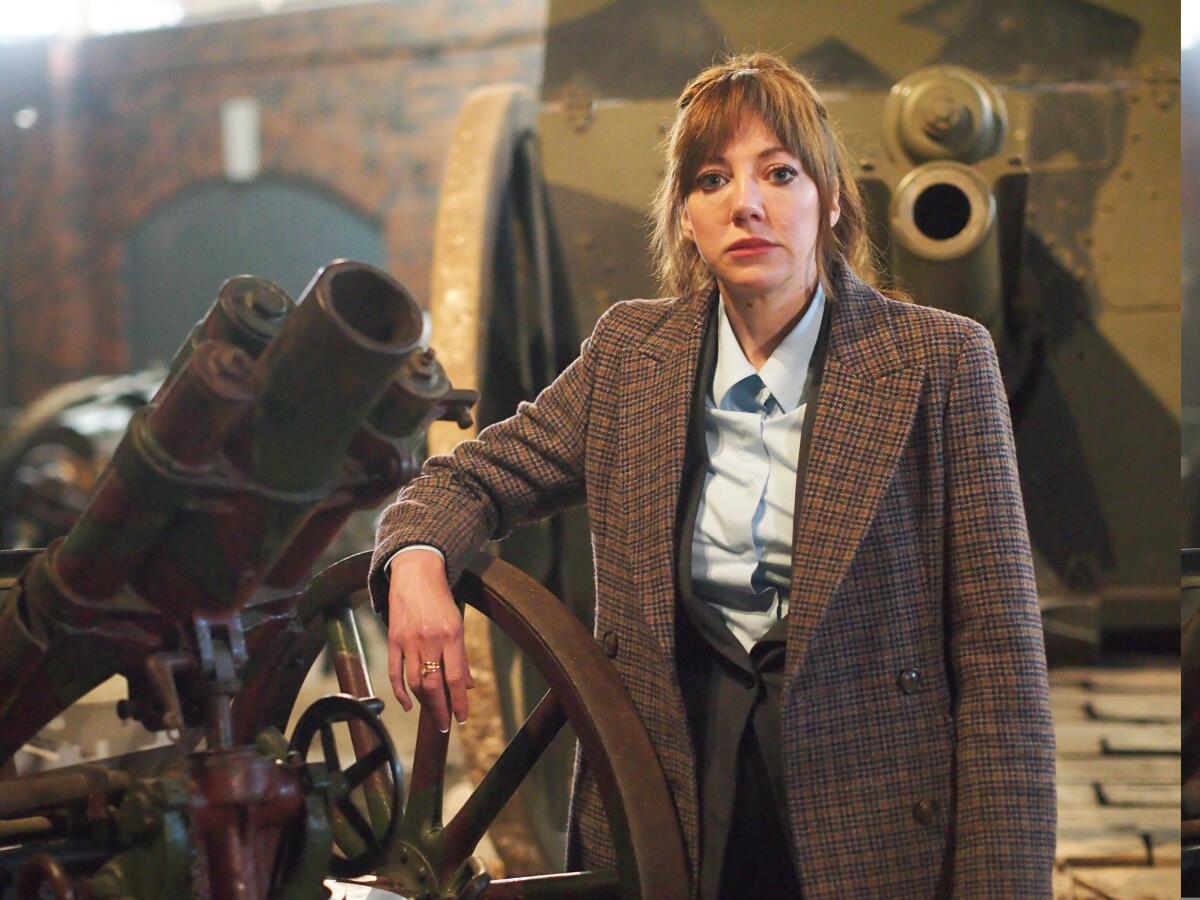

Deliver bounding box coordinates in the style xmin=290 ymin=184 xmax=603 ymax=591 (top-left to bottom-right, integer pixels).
xmin=386 ymin=548 xmax=474 ymax=733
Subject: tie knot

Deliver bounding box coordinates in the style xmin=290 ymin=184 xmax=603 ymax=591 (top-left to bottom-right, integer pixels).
xmin=731 ymin=374 xmax=778 ymax=415
xmin=754 ymin=380 xmax=776 ymax=414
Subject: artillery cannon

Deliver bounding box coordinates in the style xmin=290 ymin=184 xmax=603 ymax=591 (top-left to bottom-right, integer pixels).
xmin=0 ymin=261 xmax=686 ymax=899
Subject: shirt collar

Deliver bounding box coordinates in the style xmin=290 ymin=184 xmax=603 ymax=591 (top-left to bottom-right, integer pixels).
xmin=711 ymin=283 xmax=825 ymax=413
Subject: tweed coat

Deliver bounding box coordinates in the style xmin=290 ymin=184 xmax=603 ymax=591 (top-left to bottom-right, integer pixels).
xmin=370 ymin=266 xmax=1057 ymax=898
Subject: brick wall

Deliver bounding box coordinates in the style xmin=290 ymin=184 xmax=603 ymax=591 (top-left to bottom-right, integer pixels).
xmin=0 ymin=0 xmax=546 ymax=404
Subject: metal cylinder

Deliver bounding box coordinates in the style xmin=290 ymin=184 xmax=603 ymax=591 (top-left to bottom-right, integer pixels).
xmin=163 ymin=276 xmax=293 ymax=388
xmin=368 ymin=348 xmax=451 ymax=440
xmin=882 ymin=65 xmax=1007 ymax=165
xmin=248 ymin=260 xmax=424 ymax=492
xmin=0 ymin=766 xmax=131 ymax=818
xmin=887 ymin=161 xmax=1005 ymax=344
xmin=53 ymin=342 xmax=257 ymax=599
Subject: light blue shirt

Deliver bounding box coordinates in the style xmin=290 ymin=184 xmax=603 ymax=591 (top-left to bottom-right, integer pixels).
xmin=690 ymin=285 xmax=825 ymax=653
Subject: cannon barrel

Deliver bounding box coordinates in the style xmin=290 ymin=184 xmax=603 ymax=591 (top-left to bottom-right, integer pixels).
xmin=0 ymin=260 xmax=460 ymax=763
xmin=247 ymin=260 xmax=424 ymax=492
xmin=161 ymin=274 xmax=293 ymax=387
xmin=887 ymin=160 xmax=1006 ymax=344
xmin=864 ymin=65 xmax=1027 ymax=351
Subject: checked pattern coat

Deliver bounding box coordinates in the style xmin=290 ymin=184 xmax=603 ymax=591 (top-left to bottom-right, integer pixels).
xmin=370 ymin=266 xmax=1056 ymax=898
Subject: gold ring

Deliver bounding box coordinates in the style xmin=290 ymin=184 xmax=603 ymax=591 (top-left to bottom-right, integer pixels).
xmin=421 ymin=660 xmax=442 ymax=676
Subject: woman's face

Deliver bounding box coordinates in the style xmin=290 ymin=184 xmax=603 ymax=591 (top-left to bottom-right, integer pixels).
xmin=681 ymin=113 xmax=838 ymax=305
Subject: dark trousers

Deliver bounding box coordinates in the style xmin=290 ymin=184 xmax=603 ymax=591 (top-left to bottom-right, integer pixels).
xmin=675 ymin=610 xmax=802 ymax=899
xmin=717 ymin=722 xmax=802 ymax=899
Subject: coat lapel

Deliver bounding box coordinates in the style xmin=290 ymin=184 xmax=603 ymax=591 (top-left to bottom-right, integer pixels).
xmin=784 ymin=271 xmax=925 ymax=687
xmin=619 ymin=289 xmax=714 ymax=665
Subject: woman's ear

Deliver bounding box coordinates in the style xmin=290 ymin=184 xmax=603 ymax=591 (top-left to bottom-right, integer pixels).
xmin=829 ymin=184 xmax=841 ymax=229
xmin=680 ymin=205 xmax=694 ymax=241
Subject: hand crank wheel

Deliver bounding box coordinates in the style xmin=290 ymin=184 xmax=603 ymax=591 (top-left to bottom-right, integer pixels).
xmin=287 ymin=694 xmax=404 ymax=879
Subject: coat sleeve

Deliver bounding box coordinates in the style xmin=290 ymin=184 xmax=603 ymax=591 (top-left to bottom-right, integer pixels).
xmin=368 ymin=303 xmax=618 ymax=618
xmin=942 ymin=322 xmax=1056 ymax=897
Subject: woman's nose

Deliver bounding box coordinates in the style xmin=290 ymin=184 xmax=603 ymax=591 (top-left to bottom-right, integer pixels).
xmin=731 ymin=177 xmax=765 ymax=223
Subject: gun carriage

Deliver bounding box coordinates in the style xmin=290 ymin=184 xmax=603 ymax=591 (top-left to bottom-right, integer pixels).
xmin=0 ymin=261 xmax=686 ymax=899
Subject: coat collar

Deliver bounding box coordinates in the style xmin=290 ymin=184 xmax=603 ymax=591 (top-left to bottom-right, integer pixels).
xmin=621 ymin=266 xmax=924 ymax=688
xmin=637 ymin=266 xmax=908 ymax=382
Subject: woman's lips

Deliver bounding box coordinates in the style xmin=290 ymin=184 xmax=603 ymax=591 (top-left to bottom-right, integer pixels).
xmin=726 ymin=239 xmax=778 ymax=257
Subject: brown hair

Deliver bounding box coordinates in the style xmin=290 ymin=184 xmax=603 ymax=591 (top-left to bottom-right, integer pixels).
xmin=649 ymin=52 xmax=879 ymax=298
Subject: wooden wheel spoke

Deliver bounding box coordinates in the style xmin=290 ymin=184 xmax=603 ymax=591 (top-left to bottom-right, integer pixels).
xmin=342 ymin=743 xmax=390 ymax=791
xmin=402 ymin=705 xmax=449 ymax=831
xmin=320 ymin=723 xmax=341 ymax=773
xmin=336 ymin=795 xmax=381 ymax=848
xmin=441 ymin=691 xmax=566 ymax=861
xmin=483 ymin=870 xmax=621 ymax=899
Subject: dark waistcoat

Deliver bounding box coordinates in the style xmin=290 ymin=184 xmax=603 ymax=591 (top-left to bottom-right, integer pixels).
xmin=674 ymin=296 xmax=831 ymax=898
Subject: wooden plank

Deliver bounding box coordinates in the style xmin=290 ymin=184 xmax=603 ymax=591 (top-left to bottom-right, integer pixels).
xmin=1053 ymin=687 xmax=1103 ymax=719
xmin=1062 ymin=865 xmax=1182 ymax=900
xmin=1101 ymin=735 xmax=1180 ymax=756
xmin=1085 ymin=695 xmax=1180 ymax=724
xmin=1056 ymin=805 xmax=1180 ymax=834
xmin=1055 ymin=834 xmax=1150 ymax=866
xmin=1055 ymin=723 xmax=1180 ymax=755
xmin=1050 ymin=667 xmax=1181 ymax=693
xmin=1057 ymin=756 xmax=1179 ymax=785
xmin=1148 ymin=836 xmax=1181 ymax=866
xmin=1059 ymin=783 xmax=1100 ymax=808
xmin=1099 ymin=784 xmax=1181 ymax=808
xmin=1052 ymin=865 xmax=1079 ymax=899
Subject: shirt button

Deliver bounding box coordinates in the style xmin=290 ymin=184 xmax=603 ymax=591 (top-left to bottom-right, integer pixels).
xmin=897 ymin=668 xmax=921 ymax=694
xmin=913 ymin=798 xmax=939 ymax=826
xmin=601 ymin=630 xmax=619 ymax=658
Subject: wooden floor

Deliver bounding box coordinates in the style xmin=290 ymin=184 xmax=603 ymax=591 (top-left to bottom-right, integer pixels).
xmin=1051 ymin=663 xmax=1181 ymax=900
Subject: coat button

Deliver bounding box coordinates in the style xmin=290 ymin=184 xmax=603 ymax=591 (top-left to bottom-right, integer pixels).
xmin=601 ymin=630 xmax=619 ymax=658
xmin=897 ymin=668 xmax=921 ymax=694
xmin=912 ymin=799 xmax=939 ymax=826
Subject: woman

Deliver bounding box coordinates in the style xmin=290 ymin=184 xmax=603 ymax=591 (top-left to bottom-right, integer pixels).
xmin=371 ymin=53 xmax=1056 ymax=898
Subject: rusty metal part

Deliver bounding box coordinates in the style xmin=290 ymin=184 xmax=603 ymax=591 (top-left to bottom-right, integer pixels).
xmin=0 ymin=260 xmax=442 ymax=766
xmin=163 ymin=275 xmax=293 ymax=387
xmin=247 ymin=552 xmax=688 ymax=899
xmin=54 ymin=340 xmax=257 ymax=601
xmin=190 ymin=747 xmax=304 ymax=900
xmin=368 ymin=349 xmax=452 ymax=439
xmin=15 ymin=853 xmax=77 ymax=899
xmin=0 ymin=259 xmax=479 ymax=899
xmin=246 ymin=260 xmax=423 ymax=493
xmin=325 ymin=604 xmax=397 ymax=838
xmin=482 ymin=870 xmax=619 ymax=898
xmin=0 ymin=816 xmax=57 ymax=843
xmin=0 ymin=765 xmax=131 ymax=820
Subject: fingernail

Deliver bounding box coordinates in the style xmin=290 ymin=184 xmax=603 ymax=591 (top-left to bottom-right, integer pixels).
xmin=439 ymin=726 xmax=450 ymax=734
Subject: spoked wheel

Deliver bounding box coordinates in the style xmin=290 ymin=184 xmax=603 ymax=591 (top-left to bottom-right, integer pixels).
xmin=234 ymin=551 xmax=688 ymax=899
xmin=288 ymin=694 xmax=404 ymax=879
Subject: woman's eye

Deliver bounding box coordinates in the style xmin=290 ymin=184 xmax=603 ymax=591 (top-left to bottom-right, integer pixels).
xmin=697 ymin=172 xmax=727 ymax=190
xmin=769 ymin=166 xmax=797 ymax=184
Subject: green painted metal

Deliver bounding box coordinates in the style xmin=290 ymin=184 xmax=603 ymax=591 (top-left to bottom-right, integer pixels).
xmin=82 ymin=778 xmax=194 ymax=900
xmin=532 ymin=0 xmax=1179 ymax=647
xmin=273 ymin=766 xmax=336 ymax=900
xmin=324 ymin=603 xmax=396 ymax=837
